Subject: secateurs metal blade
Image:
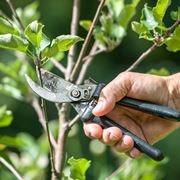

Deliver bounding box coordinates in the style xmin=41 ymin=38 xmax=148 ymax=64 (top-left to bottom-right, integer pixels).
xmin=25 ymin=69 xmax=180 ymax=161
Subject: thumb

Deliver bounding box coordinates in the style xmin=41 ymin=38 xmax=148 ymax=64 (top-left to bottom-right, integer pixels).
xmin=93 ymin=72 xmax=131 ymax=116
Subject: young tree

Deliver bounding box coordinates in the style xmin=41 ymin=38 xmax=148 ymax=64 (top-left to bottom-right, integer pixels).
xmin=0 ymin=0 xmax=179 ymax=179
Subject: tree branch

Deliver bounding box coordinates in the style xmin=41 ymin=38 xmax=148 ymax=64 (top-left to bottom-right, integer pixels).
xmin=51 ymin=58 xmax=66 ymax=74
xmin=36 ymin=64 xmax=58 ymax=179
xmin=55 ymin=103 xmax=70 ymax=179
xmin=70 ymin=0 xmax=106 ymax=81
xmin=126 ymin=20 xmax=180 ymax=72
xmin=6 ymin=0 xmax=24 ymax=31
xmin=0 ymin=157 xmax=23 ymax=180
xmin=66 ymin=0 xmax=81 ymax=80
xmin=125 ymin=44 xmax=157 ymax=72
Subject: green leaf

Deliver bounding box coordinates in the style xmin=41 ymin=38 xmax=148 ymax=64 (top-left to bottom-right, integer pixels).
xmin=80 ymin=20 xmax=92 ymax=31
xmin=131 ymin=21 xmax=148 ymax=34
xmin=106 ymin=0 xmax=124 ymax=19
xmin=0 ymin=16 xmax=20 ymax=35
xmin=55 ymin=35 xmax=83 ymax=51
xmin=165 ymin=25 xmax=180 ymax=52
xmin=153 ymin=0 xmax=171 ymax=23
xmin=118 ymin=4 xmax=138 ymax=29
xmin=0 ymin=106 xmax=13 ymax=128
xmin=40 ymin=33 xmax=50 ymax=52
xmin=42 ymin=35 xmax=83 ymax=58
xmin=0 ymin=83 xmax=23 ymax=100
xmin=0 ymin=136 xmax=24 ymax=148
xmin=68 ymin=157 xmax=91 ymax=180
xmin=141 ymin=4 xmax=158 ymax=30
xmin=171 ymin=7 xmax=180 ymax=21
xmin=148 ymin=68 xmax=170 ymax=76
xmin=25 ymin=20 xmax=44 ymax=48
xmin=16 ymin=1 xmax=40 ymax=26
xmin=0 ymin=63 xmax=18 ymax=80
xmin=111 ymin=24 xmax=125 ymax=39
xmin=0 ymin=34 xmax=29 ymax=52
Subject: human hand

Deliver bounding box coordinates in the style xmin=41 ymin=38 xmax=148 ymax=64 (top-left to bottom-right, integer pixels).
xmin=83 ymin=72 xmax=180 ymax=158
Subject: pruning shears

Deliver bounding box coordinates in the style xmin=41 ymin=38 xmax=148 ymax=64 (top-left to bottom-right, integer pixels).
xmin=25 ymin=70 xmax=180 ymax=161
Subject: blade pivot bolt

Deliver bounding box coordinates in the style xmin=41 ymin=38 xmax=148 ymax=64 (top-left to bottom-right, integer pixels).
xmin=71 ymin=89 xmax=81 ymax=98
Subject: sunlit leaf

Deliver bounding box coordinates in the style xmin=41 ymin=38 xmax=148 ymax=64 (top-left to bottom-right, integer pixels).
xmin=0 ymin=34 xmax=28 ymax=52
xmin=55 ymin=35 xmax=83 ymax=51
xmin=80 ymin=20 xmax=92 ymax=31
xmin=40 ymin=33 xmax=50 ymax=52
xmin=42 ymin=35 xmax=83 ymax=58
xmin=68 ymin=157 xmax=91 ymax=180
xmin=25 ymin=20 xmax=44 ymax=48
xmin=0 ymin=105 xmax=13 ymax=128
xmin=131 ymin=21 xmax=148 ymax=34
xmin=141 ymin=4 xmax=158 ymax=30
xmin=153 ymin=0 xmax=171 ymax=23
xmin=165 ymin=25 xmax=180 ymax=52
xmin=0 ymin=16 xmax=20 ymax=35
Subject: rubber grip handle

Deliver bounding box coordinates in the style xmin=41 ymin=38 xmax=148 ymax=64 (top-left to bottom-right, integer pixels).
xmin=118 ymin=97 xmax=180 ymax=121
xmin=92 ymin=116 xmax=164 ymax=161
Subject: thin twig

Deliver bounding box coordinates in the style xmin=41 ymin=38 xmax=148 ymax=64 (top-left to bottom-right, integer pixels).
xmin=6 ymin=0 xmax=24 ymax=31
xmin=31 ymin=97 xmax=57 ymax=149
xmin=126 ymin=20 xmax=180 ymax=72
xmin=125 ymin=44 xmax=157 ymax=72
xmin=0 ymin=157 xmax=23 ymax=180
xmin=68 ymin=114 xmax=80 ymax=128
xmin=66 ymin=0 xmax=81 ymax=80
xmin=70 ymin=0 xmax=106 ymax=81
xmin=76 ymin=42 xmax=99 ymax=84
xmin=165 ymin=20 xmax=180 ymax=38
xmin=36 ymin=64 xmax=58 ymax=179
xmin=51 ymin=58 xmax=66 ymax=74
xmin=106 ymin=158 xmax=132 ymax=180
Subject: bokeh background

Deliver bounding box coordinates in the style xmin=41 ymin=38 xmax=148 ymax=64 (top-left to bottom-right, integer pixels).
xmin=0 ymin=0 xmax=179 ymax=179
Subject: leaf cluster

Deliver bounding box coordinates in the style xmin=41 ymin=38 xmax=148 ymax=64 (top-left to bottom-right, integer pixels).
xmin=131 ymin=0 xmax=180 ymax=52
xmin=80 ymin=0 xmax=140 ymax=51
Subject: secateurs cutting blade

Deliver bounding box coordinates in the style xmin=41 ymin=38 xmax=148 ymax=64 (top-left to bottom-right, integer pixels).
xmin=25 ymin=69 xmax=180 ymax=161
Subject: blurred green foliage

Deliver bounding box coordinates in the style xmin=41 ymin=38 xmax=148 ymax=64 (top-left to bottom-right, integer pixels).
xmin=0 ymin=0 xmax=179 ymax=180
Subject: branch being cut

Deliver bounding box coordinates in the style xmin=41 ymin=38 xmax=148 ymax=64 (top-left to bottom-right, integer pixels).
xmin=70 ymin=0 xmax=106 ymax=81
xmin=36 ymin=64 xmax=58 ymax=179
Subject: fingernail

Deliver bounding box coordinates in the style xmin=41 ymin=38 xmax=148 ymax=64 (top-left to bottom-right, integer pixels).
xmin=123 ymin=135 xmax=131 ymax=145
xmin=93 ymin=101 xmax=104 ymax=113
xmin=110 ymin=132 xmax=119 ymax=141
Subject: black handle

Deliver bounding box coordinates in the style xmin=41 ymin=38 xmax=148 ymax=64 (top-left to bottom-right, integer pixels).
xmin=118 ymin=97 xmax=180 ymax=121
xmin=91 ymin=116 xmax=164 ymax=161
